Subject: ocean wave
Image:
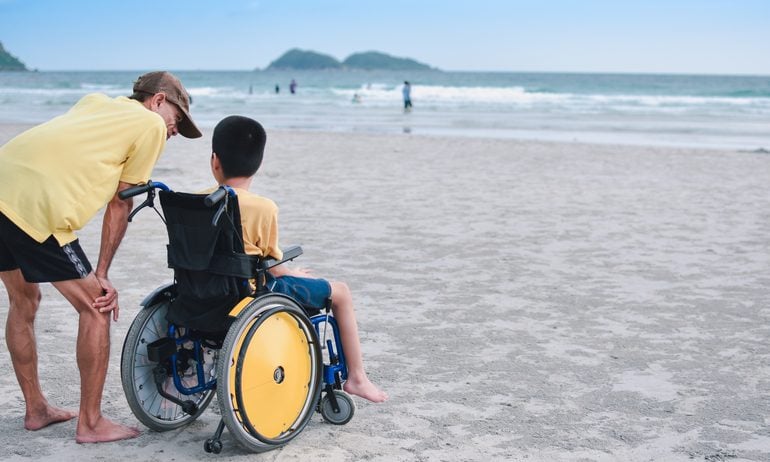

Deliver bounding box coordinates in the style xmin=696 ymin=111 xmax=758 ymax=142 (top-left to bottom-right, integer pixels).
xmin=6 ymin=82 xmax=768 ymax=112
xmin=0 ymin=87 xmax=96 ymax=96
xmin=1 ymin=70 xmax=768 ymax=150
xmin=325 ymin=84 xmax=770 ymax=113
xmin=81 ymin=83 xmax=123 ymax=91
xmin=333 ymin=84 xmax=559 ymax=104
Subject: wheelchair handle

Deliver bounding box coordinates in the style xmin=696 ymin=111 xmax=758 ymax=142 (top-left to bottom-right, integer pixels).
xmin=119 ymin=181 xmax=171 ymax=200
xmin=204 ymin=186 xmax=236 ymax=207
xmin=204 ymin=188 xmax=227 ymax=207
xmin=119 ymin=181 xmax=171 ymax=223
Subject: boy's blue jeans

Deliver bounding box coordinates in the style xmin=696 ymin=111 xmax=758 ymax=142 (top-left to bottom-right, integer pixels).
xmin=265 ymin=274 xmax=331 ymax=315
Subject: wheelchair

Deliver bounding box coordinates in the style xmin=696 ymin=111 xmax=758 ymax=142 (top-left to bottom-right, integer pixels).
xmin=118 ymin=181 xmax=355 ymax=454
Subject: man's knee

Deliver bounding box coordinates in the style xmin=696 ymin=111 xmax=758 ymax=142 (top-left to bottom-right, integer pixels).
xmin=77 ymin=303 xmax=111 ymax=328
xmin=52 ymin=274 xmax=103 ymax=314
xmin=1 ymin=271 xmax=42 ymax=315
xmin=11 ymin=286 xmax=42 ymax=309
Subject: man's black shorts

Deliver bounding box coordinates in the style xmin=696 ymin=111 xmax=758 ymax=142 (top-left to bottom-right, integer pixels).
xmin=0 ymin=212 xmax=92 ymax=283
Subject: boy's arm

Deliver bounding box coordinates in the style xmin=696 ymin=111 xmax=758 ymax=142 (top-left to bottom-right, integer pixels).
xmin=268 ymin=264 xmax=291 ymax=278
xmin=269 ymin=264 xmax=313 ymax=278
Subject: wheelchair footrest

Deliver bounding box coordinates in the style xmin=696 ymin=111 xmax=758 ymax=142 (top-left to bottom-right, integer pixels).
xmin=147 ymin=337 xmax=177 ymax=363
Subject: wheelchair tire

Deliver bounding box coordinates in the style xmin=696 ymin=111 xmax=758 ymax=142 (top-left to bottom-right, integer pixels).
xmin=320 ymin=390 xmax=355 ymax=425
xmin=216 ymin=295 xmax=322 ymax=452
xmin=121 ymin=298 xmax=216 ymax=431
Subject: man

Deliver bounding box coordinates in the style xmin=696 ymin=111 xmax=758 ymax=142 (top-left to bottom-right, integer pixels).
xmin=0 ymin=71 xmax=201 ymax=443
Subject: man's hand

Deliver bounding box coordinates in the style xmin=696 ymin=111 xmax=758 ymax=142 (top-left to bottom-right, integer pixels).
xmin=93 ymin=276 xmax=120 ymax=321
xmin=91 ymin=181 xmax=133 ymax=322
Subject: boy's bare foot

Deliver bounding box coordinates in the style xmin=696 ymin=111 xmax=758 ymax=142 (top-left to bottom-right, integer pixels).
xmin=25 ymin=406 xmax=78 ymax=430
xmin=75 ymin=416 xmax=141 ymax=444
xmin=344 ymin=376 xmax=388 ymax=403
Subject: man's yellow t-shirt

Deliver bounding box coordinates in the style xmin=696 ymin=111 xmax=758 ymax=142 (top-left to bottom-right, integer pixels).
xmin=0 ymin=94 xmax=167 ymax=245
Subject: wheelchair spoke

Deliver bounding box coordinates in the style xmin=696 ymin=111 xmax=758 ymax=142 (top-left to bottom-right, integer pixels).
xmin=122 ymin=299 xmax=217 ymax=431
xmin=147 ymin=311 xmax=165 ymax=339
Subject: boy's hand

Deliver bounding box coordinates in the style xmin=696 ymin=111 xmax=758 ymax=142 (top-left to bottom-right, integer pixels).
xmin=291 ymin=267 xmax=314 ymax=277
xmin=269 ymin=265 xmax=314 ymax=278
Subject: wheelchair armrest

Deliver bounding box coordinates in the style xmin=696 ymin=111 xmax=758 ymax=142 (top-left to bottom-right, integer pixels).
xmin=259 ymin=245 xmax=303 ymax=270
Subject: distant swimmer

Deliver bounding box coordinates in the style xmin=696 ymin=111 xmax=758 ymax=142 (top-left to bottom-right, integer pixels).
xmin=402 ymin=81 xmax=412 ymax=112
xmin=275 ymin=84 xmax=280 ymax=94
xmin=289 ymin=79 xmax=297 ymax=94
xmin=352 ymin=93 xmax=361 ymax=103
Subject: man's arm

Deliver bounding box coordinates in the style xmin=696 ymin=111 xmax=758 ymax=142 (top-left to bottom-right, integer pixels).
xmin=92 ymin=181 xmax=134 ymax=320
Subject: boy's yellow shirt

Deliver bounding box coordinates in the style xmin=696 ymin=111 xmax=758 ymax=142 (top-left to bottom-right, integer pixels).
xmin=0 ymin=94 xmax=166 ymax=245
xmin=201 ymin=186 xmax=283 ymax=260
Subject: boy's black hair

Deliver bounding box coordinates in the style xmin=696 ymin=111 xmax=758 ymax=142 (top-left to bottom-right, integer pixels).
xmin=212 ymin=115 xmax=266 ymax=178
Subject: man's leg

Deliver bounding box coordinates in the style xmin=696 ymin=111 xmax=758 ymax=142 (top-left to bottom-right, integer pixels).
xmin=329 ymin=281 xmax=388 ymax=403
xmin=1 ymin=269 xmax=78 ymax=430
xmin=52 ymin=275 xmax=139 ymax=443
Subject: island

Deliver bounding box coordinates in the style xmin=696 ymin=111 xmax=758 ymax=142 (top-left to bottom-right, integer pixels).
xmin=343 ymin=51 xmax=432 ymax=71
xmin=0 ymin=42 xmax=28 ymax=71
xmin=267 ymin=49 xmax=342 ymax=70
xmin=266 ymin=48 xmax=435 ymax=71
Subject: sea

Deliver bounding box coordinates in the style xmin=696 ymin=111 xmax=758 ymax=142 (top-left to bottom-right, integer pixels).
xmin=0 ymin=70 xmax=768 ymax=150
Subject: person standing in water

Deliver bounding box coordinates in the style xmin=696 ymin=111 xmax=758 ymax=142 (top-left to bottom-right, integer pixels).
xmin=402 ymin=81 xmax=412 ymax=112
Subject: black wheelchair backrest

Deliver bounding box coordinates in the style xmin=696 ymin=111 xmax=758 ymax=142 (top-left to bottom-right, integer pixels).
xmin=159 ymin=191 xmax=257 ymax=333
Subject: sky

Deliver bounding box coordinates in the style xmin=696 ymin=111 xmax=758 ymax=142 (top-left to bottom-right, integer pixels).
xmin=0 ymin=0 xmax=768 ymax=75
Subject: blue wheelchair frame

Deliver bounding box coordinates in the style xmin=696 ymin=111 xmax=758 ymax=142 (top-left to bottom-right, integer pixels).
xmin=167 ymin=324 xmax=215 ymax=395
xmin=125 ymin=181 xmax=350 ymax=414
xmin=311 ymin=314 xmax=348 ymax=389
xmin=161 ymin=309 xmax=348 ymax=401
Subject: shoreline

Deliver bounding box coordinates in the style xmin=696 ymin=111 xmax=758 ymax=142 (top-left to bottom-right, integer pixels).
xmin=1 ymin=124 xmax=769 ymax=461
xmin=1 ymin=121 xmax=765 ymax=153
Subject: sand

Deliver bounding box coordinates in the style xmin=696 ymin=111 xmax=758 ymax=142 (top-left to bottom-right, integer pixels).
xmin=0 ymin=124 xmax=769 ymax=461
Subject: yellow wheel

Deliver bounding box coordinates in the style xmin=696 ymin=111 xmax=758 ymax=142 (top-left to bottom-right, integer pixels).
xmin=216 ymin=295 xmax=322 ymax=452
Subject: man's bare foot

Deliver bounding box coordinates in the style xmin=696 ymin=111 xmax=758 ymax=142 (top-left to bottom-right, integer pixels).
xmin=344 ymin=376 xmax=388 ymax=403
xmin=25 ymin=405 xmax=78 ymax=430
xmin=76 ymin=416 xmax=140 ymax=444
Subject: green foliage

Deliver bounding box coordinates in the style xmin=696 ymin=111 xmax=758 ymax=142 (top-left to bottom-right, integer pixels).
xmin=343 ymin=51 xmax=432 ymax=70
xmin=267 ymin=49 xmax=342 ymax=70
xmin=266 ymin=48 xmax=435 ymax=71
xmin=0 ymin=42 xmax=28 ymax=71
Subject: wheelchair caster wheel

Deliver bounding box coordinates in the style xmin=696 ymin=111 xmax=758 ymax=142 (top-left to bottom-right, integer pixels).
xmin=204 ymin=439 xmax=222 ymax=454
xmin=320 ymin=390 xmax=355 ymax=425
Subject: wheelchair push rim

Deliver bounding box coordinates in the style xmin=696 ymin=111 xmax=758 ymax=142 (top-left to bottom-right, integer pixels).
xmin=217 ymin=295 xmax=322 ymax=452
xmin=120 ymin=298 xmax=217 ymax=431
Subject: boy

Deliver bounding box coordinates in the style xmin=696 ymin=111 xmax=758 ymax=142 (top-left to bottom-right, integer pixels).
xmin=208 ymin=115 xmax=387 ymax=403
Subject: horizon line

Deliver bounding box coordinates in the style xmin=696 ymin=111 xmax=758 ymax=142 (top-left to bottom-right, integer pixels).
xmin=5 ymin=68 xmax=770 ymax=78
